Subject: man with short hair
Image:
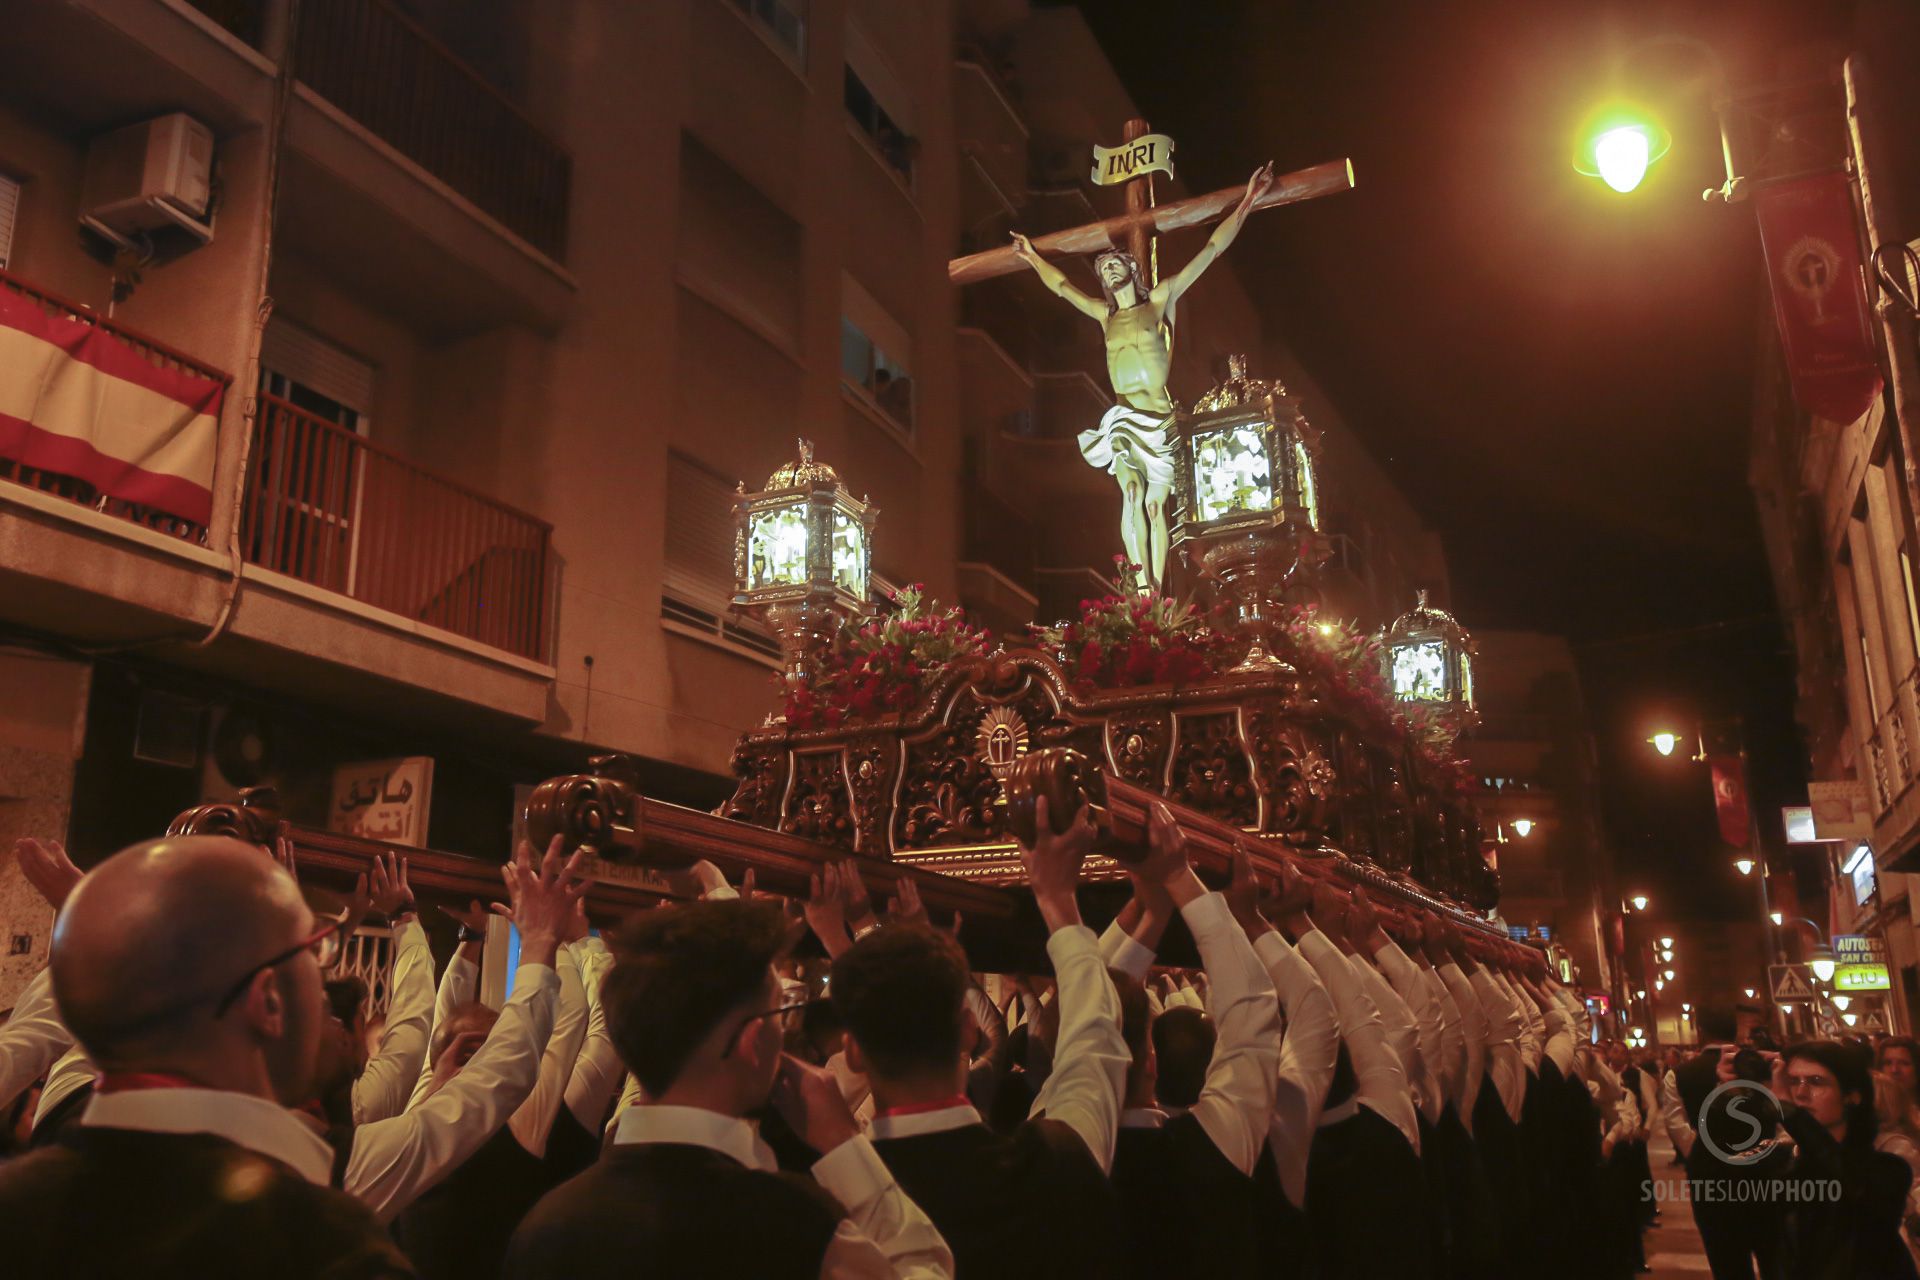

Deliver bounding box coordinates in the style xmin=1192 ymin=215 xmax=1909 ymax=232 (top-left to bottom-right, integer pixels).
xmin=0 ymin=835 xmax=413 ymax=1278
xmin=505 ymin=896 xmax=953 ymax=1279
xmin=839 ymin=796 xmax=1129 ymax=1278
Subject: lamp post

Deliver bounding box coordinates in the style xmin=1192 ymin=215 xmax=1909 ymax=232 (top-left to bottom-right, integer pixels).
xmin=1171 ymin=355 xmax=1326 ymax=672
xmin=732 ymin=439 xmax=877 ymax=696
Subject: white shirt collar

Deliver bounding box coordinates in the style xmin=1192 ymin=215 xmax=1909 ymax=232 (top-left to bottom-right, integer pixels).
xmin=1318 ymin=1095 xmax=1361 ymax=1129
xmin=611 ymin=1103 xmax=777 ymax=1172
xmin=867 ymin=1102 xmax=982 ymax=1141
xmin=82 ymin=1088 xmax=335 ymax=1186
xmin=1121 ymin=1107 xmax=1168 ymax=1129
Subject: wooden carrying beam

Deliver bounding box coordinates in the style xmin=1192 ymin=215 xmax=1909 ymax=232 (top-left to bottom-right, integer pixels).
xmin=947 ymin=158 xmax=1356 ymax=286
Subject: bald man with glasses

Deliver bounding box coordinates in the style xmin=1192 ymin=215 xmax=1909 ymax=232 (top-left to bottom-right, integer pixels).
xmin=0 ymin=835 xmax=414 ymax=1278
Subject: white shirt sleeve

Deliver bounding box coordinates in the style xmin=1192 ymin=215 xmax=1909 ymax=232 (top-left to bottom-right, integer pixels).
xmin=1254 ymin=930 xmax=1337 ymax=1209
xmin=1423 ymin=967 xmax=1465 ymax=1117
xmin=562 ymin=937 xmax=623 ymax=1134
xmin=33 ymin=1042 xmax=96 ymax=1129
xmin=352 ymin=918 xmax=434 ymax=1127
xmin=346 ymin=963 xmax=561 ymax=1221
xmin=1469 ymin=968 xmax=1526 ymax=1124
xmin=409 ymin=949 xmax=480 ymax=1111
xmin=1660 ymin=1069 xmax=1693 ymax=1155
xmin=1296 ymin=930 xmax=1419 ymax=1153
xmin=1179 ymin=893 xmax=1281 ymax=1175
xmin=1437 ymin=963 xmax=1486 ymax=1130
xmin=1095 ymin=917 xmax=1157 ymax=983
xmin=1353 ymin=959 xmax=1419 ymax=1098
xmin=1027 ymin=924 xmax=1129 ymax=1174
xmin=1495 ymin=974 xmax=1543 ymax=1075
xmin=814 ymin=1135 xmax=954 ymax=1280
xmin=1537 ymin=989 xmax=1576 ymax=1081
xmin=508 ymin=942 xmax=591 ymax=1156
xmin=0 ymin=966 xmax=70 ymax=1111
xmin=1372 ymin=940 xmax=1444 ymax=1128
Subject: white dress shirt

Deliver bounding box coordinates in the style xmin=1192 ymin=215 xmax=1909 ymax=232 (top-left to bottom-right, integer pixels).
xmin=1659 ymin=1068 xmax=1693 ymax=1156
xmin=1537 ymin=991 xmax=1577 ymax=1082
xmin=1025 ymin=923 xmax=1129 ymax=1174
xmin=1156 ymin=892 xmax=1282 ymax=1175
xmin=506 ymin=943 xmax=588 ymax=1158
xmin=1468 ymin=967 xmax=1526 ymax=1124
xmin=1297 ymin=930 xmax=1419 ymax=1153
xmin=1352 ymin=955 xmax=1421 ymax=1121
xmin=351 ymin=918 xmax=434 ymax=1126
xmin=1253 ymin=929 xmax=1338 ymax=1209
xmin=0 ymin=966 xmax=70 ymax=1111
xmin=561 ymin=938 xmax=623 ymax=1134
xmin=1372 ymin=939 xmax=1445 ymax=1128
xmin=612 ymin=1104 xmax=953 ymax=1280
xmin=1421 ymin=966 xmax=1466 ymax=1118
xmin=83 ymin=1086 xmax=336 ymax=1185
xmin=409 ymin=947 xmax=480 ymax=1111
xmin=1437 ymin=962 xmax=1486 ymax=1130
xmin=1494 ymin=973 xmax=1543 ymax=1076
xmin=346 ymin=961 xmax=560 ymax=1221
xmin=1096 ymin=917 xmax=1157 ymax=983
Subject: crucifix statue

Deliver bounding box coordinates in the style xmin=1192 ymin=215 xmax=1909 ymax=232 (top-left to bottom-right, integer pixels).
xmin=950 ymin=123 xmax=1354 ymax=594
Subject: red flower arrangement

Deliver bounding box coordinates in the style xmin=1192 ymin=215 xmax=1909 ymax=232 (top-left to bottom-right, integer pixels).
xmin=1031 ymin=560 xmax=1228 ymax=695
xmin=783 ymin=586 xmax=990 ymax=730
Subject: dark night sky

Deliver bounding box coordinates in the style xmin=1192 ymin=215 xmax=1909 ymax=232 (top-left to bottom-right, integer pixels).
xmin=1066 ymin=0 xmax=1857 ymax=924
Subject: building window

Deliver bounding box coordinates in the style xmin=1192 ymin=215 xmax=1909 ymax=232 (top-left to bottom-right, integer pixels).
xmin=732 ymin=0 xmax=806 ymax=62
xmin=844 ymin=66 xmax=913 ymax=180
xmin=0 ymin=173 xmax=18 ymax=270
xmin=1862 ymin=629 xmax=1882 ymax=714
xmin=661 ymin=451 xmax=780 ymax=666
xmin=1901 ymin=546 xmax=1920 ymax=667
xmin=841 ymin=274 xmax=913 ymax=434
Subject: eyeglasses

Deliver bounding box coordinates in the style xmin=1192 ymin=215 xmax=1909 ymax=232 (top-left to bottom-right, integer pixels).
xmin=213 ymin=910 xmax=351 ymax=1016
xmin=720 ymin=996 xmax=830 ymax=1059
xmin=1785 ymin=1073 xmax=1839 ymax=1094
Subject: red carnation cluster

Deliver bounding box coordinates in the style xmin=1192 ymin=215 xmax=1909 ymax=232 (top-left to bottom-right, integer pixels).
xmin=783 ymin=586 xmax=989 ymax=730
xmin=1033 ymin=566 xmax=1228 ymax=695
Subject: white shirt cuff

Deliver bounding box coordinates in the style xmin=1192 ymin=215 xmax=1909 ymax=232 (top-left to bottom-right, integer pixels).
xmin=812 ymin=1134 xmax=895 ymax=1209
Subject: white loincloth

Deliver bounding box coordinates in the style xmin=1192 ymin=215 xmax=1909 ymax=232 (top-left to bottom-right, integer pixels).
xmin=1077 ymin=404 xmax=1175 ymax=488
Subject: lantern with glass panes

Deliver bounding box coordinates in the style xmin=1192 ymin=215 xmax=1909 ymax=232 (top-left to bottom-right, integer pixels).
xmin=1173 ymin=355 xmax=1327 ymax=672
xmin=1382 ymin=589 xmax=1477 ymax=732
xmin=733 ymin=439 xmax=876 ymax=689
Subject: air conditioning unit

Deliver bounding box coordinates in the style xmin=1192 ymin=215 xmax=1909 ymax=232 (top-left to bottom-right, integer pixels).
xmin=80 ymin=113 xmax=215 ymax=248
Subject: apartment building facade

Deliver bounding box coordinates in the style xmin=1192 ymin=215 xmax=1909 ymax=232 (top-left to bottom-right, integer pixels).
xmin=0 ymin=0 xmax=1450 ymax=1003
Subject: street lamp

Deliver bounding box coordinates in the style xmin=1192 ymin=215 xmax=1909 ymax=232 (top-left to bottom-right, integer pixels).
xmin=1574 ymin=109 xmax=1674 ymax=194
xmin=1663 ymin=968 xmax=1676 ymax=981
xmin=1770 ymin=911 xmax=1784 ymax=926
xmin=1511 ymin=817 xmax=1535 ymax=838
xmin=1629 ymin=894 xmax=1650 ymax=912
xmin=1843 ymin=1012 xmax=1860 ymax=1027
xmin=1734 ymin=856 xmax=1756 ymax=876
xmin=1833 ymin=994 xmax=1852 ymax=1011
xmin=1659 ymin=936 xmax=1675 ymax=949
xmin=1649 ymin=730 xmax=1681 ymax=757
xmin=1744 ymin=987 xmax=1757 ymax=999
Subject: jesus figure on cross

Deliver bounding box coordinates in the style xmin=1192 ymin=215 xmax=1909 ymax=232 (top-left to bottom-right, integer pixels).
xmin=1008 ymin=160 xmax=1276 ymax=592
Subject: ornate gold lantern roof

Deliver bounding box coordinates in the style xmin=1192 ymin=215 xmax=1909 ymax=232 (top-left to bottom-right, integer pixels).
xmin=765 ymin=439 xmax=842 ymax=490
xmin=1190 ymin=353 xmax=1290 ymax=414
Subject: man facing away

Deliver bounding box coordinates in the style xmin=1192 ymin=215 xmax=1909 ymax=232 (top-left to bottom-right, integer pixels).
xmin=505 ymin=897 xmax=953 ymax=1279
xmin=0 ymin=835 xmax=413 ymax=1278
xmin=833 ymin=795 xmax=1131 ymax=1279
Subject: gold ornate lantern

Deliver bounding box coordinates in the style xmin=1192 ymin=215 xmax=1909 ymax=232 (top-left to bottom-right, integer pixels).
xmin=1173 ymin=355 xmax=1326 ymax=672
xmin=733 ymin=439 xmax=877 ymax=687
xmin=1383 ymin=589 xmax=1477 ymax=727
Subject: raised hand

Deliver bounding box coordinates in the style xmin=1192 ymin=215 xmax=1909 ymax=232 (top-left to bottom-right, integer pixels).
xmin=835 ymin=859 xmax=877 ymax=933
xmin=1009 ymin=230 xmax=1041 ymax=265
xmin=1309 ymin=881 xmax=1350 ymax=951
xmin=1239 ymin=161 xmax=1275 ymax=214
xmin=268 ymin=827 xmax=298 ymax=879
xmin=771 ymin=1053 xmax=861 ymax=1156
xmin=1346 ymin=887 xmax=1386 ymax=953
xmin=441 ymin=898 xmax=491 ymax=936
xmin=1136 ymin=802 xmax=1197 ymax=896
xmin=491 ymin=835 xmax=588 ymax=967
xmin=13 ymin=837 xmax=84 ymax=911
xmin=886 ymin=875 xmax=928 ymax=929
xmin=1271 ymin=858 xmax=1316 ymax=941
xmin=1018 ymin=795 xmax=1095 ymax=932
xmin=662 ymin=858 xmax=731 ymax=901
xmin=1224 ymin=847 xmax=1271 ymax=937
xmin=367 ymin=851 xmax=414 ymax=919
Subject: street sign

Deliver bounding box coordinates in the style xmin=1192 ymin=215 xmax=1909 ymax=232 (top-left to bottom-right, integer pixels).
xmin=1771 ymin=963 xmax=1817 ymax=1002
xmin=1836 ymin=963 xmax=1892 ymax=992
xmin=1864 ymin=1012 xmax=1889 ymax=1034
xmin=1836 ymin=934 xmax=1887 ymax=964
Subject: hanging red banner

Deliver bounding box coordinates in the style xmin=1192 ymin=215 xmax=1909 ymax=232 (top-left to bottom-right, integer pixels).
xmin=1708 ymin=753 xmax=1752 ymax=849
xmin=1752 ymin=170 xmax=1882 ymax=425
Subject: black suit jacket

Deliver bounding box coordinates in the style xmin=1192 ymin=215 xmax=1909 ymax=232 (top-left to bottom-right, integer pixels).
xmin=1112 ymin=1114 xmax=1261 ymax=1279
xmin=0 ymin=1125 xmax=413 ymax=1279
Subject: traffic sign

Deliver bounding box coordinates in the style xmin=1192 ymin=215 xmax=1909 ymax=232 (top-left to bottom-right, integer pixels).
xmin=1864 ymin=1012 xmax=1889 ymax=1035
xmin=1771 ymin=963 xmax=1816 ymax=1002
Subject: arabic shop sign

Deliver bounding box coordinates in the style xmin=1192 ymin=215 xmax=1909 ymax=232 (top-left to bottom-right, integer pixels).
xmin=330 ymin=757 xmax=434 ymax=847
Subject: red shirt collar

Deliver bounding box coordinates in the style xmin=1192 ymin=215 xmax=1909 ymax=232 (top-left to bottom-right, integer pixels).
xmin=94 ymin=1071 xmax=208 ymax=1094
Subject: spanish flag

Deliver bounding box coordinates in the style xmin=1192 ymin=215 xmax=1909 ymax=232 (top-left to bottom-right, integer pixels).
xmin=0 ymin=287 xmax=224 ymax=526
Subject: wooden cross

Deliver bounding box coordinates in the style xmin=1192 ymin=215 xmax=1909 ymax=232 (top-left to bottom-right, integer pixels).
xmin=948 ymin=118 xmax=1354 ymax=287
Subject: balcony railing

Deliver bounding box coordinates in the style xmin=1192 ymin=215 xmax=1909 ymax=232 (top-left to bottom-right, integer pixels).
xmin=1867 ymin=670 xmax=1920 ymax=815
xmin=243 ymin=395 xmax=551 ymax=662
xmin=295 ymin=0 xmax=571 ymax=260
xmin=0 ymin=269 xmax=232 ymax=544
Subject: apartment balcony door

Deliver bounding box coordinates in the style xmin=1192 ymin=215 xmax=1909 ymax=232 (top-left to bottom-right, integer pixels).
xmin=253 ymin=321 xmax=375 ymax=595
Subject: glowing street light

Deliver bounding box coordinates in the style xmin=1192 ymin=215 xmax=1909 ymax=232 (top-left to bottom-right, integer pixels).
xmin=1811 ymin=947 xmax=1837 ymax=984
xmin=1659 ymin=950 xmax=1675 ymax=963
xmin=1832 ymin=994 xmax=1852 ymax=1011
xmin=1744 ymin=987 xmax=1756 ymax=999
xmin=1681 ymin=1002 xmax=1692 ymax=1014
xmin=1770 ymin=911 xmax=1783 ymax=927
xmin=1843 ymin=1012 xmax=1860 ymax=1027
xmin=1655 ymin=978 xmax=1665 ymax=991
xmin=1662 ymin=969 xmax=1675 ymax=981
xmin=1575 ymin=110 xmax=1673 ymax=194
xmin=1635 ymin=989 xmax=1648 ymax=1000
xmin=1511 ymin=818 xmax=1535 ymax=839
xmin=1629 ymin=894 xmax=1650 ymax=912
xmin=1649 ymin=730 xmax=1680 ymax=757
xmin=1780 ymin=1003 xmax=1794 ymax=1016
xmin=1659 ymin=937 xmax=1675 ymax=949
xmin=1734 ymin=856 xmax=1756 ymax=876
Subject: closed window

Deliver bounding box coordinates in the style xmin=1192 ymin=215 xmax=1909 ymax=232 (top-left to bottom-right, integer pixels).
xmin=661 ymin=451 xmax=780 ymax=665
xmin=732 ymin=0 xmax=805 ymax=63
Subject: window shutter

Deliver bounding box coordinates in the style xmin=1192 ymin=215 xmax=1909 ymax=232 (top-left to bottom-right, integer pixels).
xmin=665 ymin=453 xmax=741 ymax=606
xmin=0 ymin=174 xmax=19 ymax=270
xmin=261 ymin=318 xmax=377 ymax=415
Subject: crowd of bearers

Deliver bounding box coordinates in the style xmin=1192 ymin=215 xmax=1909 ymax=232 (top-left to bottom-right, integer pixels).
xmin=0 ymin=803 xmax=1720 ymax=1279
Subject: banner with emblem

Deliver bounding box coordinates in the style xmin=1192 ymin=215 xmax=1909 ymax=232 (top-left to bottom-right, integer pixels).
xmin=1707 ymin=753 xmax=1751 ymax=849
xmin=1752 ymin=170 xmax=1882 ymax=425
xmin=1091 ymin=133 xmax=1175 ymax=186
